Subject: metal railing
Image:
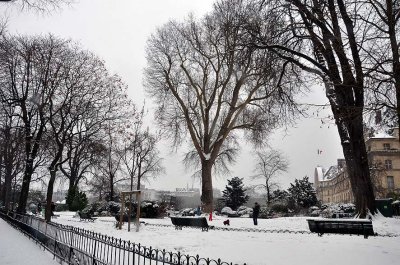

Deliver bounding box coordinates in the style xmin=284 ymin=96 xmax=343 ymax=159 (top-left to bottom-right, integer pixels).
xmin=0 ymin=211 xmax=243 ymax=265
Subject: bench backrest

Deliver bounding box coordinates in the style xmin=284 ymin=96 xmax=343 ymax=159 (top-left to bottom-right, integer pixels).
xmin=171 ymin=217 xmax=208 ymax=227
xmin=115 ymin=215 xmax=131 ymax=222
xmin=307 ymin=219 xmax=374 ymax=235
xmin=79 ymin=212 xmax=92 ymax=219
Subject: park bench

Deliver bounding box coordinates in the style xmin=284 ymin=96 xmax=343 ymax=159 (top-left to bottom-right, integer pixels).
xmin=78 ymin=211 xmax=96 ymax=222
xmin=307 ymin=219 xmax=375 ymax=239
xmin=170 ymin=216 xmax=210 ymax=231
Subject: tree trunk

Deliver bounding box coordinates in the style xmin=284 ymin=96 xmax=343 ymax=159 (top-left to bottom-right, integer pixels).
xmin=45 ymin=168 xmax=57 ymax=222
xmin=0 ymin=152 xmax=3 ymax=203
xmin=266 ymin=182 xmax=271 ymax=205
xmin=109 ymin=173 xmax=114 ymax=201
xmin=136 ymin=162 xmax=142 ymax=190
xmin=17 ymin=160 xmax=34 ymax=213
xmin=386 ymin=0 xmax=400 ymax=130
xmin=3 ymin=160 xmax=13 ymax=211
xmin=334 ymin=110 xmax=376 ymax=217
xmin=201 ymin=159 xmax=214 ymax=213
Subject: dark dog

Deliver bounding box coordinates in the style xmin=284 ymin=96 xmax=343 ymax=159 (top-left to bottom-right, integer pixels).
xmin=223 ymin=219 xmax=230 ymax=226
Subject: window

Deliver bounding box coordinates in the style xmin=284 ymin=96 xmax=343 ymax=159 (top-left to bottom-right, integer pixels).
xmin=383 ymin=143 xmax=391 ymax=150
xmin=385 ymin=160 xmax=393 ymax=170
xmin=387 ymin=176 xmax=395 ymax=190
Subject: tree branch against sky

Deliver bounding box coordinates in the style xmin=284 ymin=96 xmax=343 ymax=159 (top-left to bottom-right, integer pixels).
xmin=145 ymin=0 xmax=300 ymax=212
xmin=1 ymin=0 xmax=74 ymax=13
xmin=357 ymin=0 xmax=400 ymax=128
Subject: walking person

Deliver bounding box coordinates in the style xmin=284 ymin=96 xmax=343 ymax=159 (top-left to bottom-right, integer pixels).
xmin=253 ymin=202 xmax=260 ymax=226
xmin=37 ymin=202 xmax=42 ymax=215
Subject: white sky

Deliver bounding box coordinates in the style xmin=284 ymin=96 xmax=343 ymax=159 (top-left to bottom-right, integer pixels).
xmin=1 ymin=0 xmax=344 ymax=192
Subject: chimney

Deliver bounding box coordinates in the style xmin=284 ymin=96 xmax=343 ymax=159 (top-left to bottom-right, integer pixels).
xmin=337 ymin=159 xmax=346 ymax=169
xmin=375 ymin=110 xmax=382 ymax=124
xmin=393 ymin=127 xmax=399 ymax=140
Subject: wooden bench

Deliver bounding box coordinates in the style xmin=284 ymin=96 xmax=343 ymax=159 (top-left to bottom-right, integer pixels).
xmin=78 ymin=211 xmax=96 ymax=222
xmin=170 ymin=216 xmax=210 ymax=231
xmin=307 ymin=219 xmax=375 ymax=239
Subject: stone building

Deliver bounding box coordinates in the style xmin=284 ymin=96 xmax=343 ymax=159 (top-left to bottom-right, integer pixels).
xmin=366 ymin=128 xmax=400 ymax=198
xmin=314 ymin=159 xmax=354 ymax=204
xmin=314 ymin=128 xmax=400 ymax=204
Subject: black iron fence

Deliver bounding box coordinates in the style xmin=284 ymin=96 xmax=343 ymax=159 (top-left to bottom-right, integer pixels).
xmin=0 ymin=211 xmax=243 ymax=265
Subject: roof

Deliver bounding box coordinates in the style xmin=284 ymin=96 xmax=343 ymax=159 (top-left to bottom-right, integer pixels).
xmin=369 ymin=131 xmax=396 ymax=139
xmin=315 ymin=166 xmax=325 ymax=182
xmin=324 ymin=165 xmax=339 ymax=180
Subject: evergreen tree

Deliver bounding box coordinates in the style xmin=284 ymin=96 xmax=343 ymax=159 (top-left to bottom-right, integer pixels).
xmin=66 ymin=186 xmax=88 ymax=211
xmin=271 ymin=189 xmax=290 ymax=203
xmin=222 ymin=177 xmax=249 ymax=210
xmin=288 ymin=176 xmax=318 ymax=208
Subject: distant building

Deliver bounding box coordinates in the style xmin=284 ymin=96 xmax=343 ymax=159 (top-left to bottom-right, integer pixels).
xmin=314 ymin=128 xmax=400 ymax=204
xmin=174 ymin=187 xmax=200 ymax=197
xmin=314 ymin=159 xmax=353 ymax=204
xmin=52 ymin=190 xmax=68 ymax=202
xmin=366 ymin=128 xmax=400 ymax=197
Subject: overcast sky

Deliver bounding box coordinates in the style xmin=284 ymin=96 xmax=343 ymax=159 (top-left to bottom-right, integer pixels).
xmin=1 ymin=0 xmax=344 ymax=192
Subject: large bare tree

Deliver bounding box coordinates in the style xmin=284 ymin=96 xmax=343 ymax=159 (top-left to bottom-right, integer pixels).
xmin=0 ymin=105 xmax=24 ymax=210
xmin=43 ymin=44 xmax=126 ymax=221
xmin=251 ymin=0 xmax=376 ymax=216
xmin=0 ymin=35 xmax=64 ymax=213
xmin=145 ymin=0 xmax=298 ymax=212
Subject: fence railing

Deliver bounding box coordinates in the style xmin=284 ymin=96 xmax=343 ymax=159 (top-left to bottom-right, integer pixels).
xmin=0 ymin=211 xmax=242 ymax=265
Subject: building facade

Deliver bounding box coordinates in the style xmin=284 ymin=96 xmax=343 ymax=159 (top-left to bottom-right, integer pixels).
xmin=314 ymin=128 xmax=400 ymax=204
xmin=314 ymin=159 xmax=354 ymax=204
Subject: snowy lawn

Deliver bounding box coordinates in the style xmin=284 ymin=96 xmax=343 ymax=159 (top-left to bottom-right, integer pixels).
xmin=53 ymin=212 xmax=400 ymax=265
xmin=0 ymin=219 xmax=59 ymax=265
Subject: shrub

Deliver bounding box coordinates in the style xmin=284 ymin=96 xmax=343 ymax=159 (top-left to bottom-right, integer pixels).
xmin=140 ymin=201 xmax=159 ymax=218
xmin=108 ymin=201 xmax=121 ymax=215
xmin=270 ymin=202 xmax=289 ymax=213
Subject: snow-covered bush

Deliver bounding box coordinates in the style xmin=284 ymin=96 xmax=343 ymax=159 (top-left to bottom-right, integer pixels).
xmin=108 ymin=201 xmax=121 ymax=215
xmin=270 ymin=202 xmax=289 ymax=213
xmin=140 ymin=201 xmax=162 ymax=218
xmin=179 ymin=208 xmax=195 ymax=216
xmin=320 ymin=203 xmax=355 ymax=218
xmin=237 ymin=206 xmax=252 ymax=216
xmin=221 ymin=207 xmax=237 ymax=215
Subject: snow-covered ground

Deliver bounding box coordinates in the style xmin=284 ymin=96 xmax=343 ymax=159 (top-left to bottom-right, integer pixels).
xmin=51 ymin=212 xmax=400 ymax=265
xmin=0 ymin=219 xmax=59 ymax=265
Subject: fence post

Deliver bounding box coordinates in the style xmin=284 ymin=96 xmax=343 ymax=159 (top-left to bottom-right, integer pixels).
xmin=92 ymin=235 xmax=98 ymax=265
xmin=68 ymin=229 xmax=74 ymax=264
xmin=53 ymin=228 xmax=58 ymax=261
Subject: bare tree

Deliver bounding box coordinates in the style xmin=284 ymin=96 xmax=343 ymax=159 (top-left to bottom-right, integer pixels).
xmin=58 ymin=54 xmax=130 ymax=208
xmin=355 ymin=0 xmax=400 ymax=128
xmin=0 ymin=35 xmax=67 ymax=213
xmin=1 ymin=0 xmax=73 ymax=13
xmin=252 ymin=150 xmax=288 ymax=204
xmin=250 ymin=0 xmax=377 ymax=216
xmin=145 ymin=0 xmax=299 ymax=212
xmin=120 ymin=105 xmax=164 ymax=191
xmin=0 ymin=105 xmax=24 ymax=210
